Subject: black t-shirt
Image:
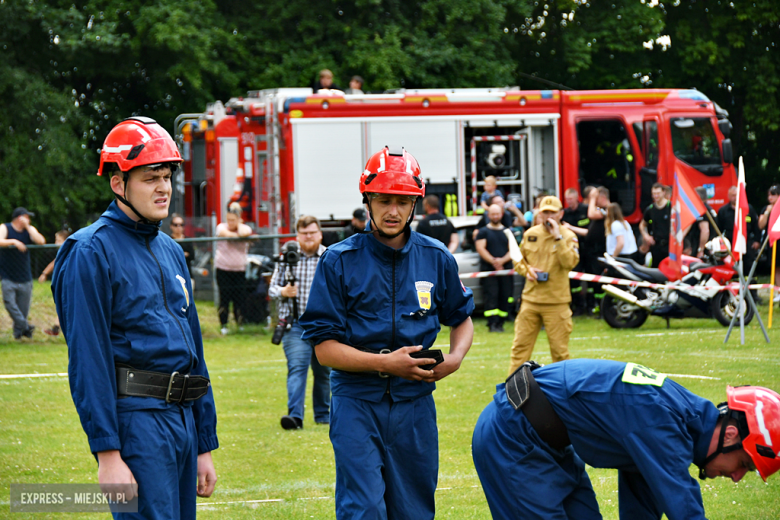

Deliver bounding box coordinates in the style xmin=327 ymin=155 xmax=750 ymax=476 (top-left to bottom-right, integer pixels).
xmin=476 ymin=211 xmax=514 ymax=230
xmin=717 ymin=203 xmax=760 ymax=245
xmin=416 ymin=213 xmax=456 ymax=246
xmin=686 ymin=202 xmax=717 ymax=255
xmin=342 ymin=223 xmax=364 ymax=240
xmin=475 ymin=226 xmax=512 ymax=271
xmin=0 ymin=223 xmax=31 ymax=282
xmin=585 ymin=207 xmax=607 ymax=255
xmin=177 ymin=240 xmax=196 ymax=274
xmin=562 ymin=203 xmax=590 ymax=229
xmin=643 ymin=201 xmax=671 ymax=251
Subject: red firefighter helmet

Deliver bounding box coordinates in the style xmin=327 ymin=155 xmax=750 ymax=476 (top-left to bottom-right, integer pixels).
xmin=359 ymin=146 xmax=425 ymax=198
xmin=98 ymin=116 xmax=182 ymax=176
xmin=727 ymin=385 xmax=780 ymax=480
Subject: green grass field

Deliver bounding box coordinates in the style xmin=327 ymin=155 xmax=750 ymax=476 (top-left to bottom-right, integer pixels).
xmin=1 ymin=295 xmax=780 ymax=519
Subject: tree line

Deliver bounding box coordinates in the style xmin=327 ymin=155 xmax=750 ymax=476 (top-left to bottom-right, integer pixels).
xmin=1 ymin=0 xmax=777 ymax=236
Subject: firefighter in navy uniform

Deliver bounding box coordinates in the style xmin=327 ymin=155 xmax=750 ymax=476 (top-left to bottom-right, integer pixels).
xmin=472 ymin=358 xmax=780 ymax=520
xmin=300 ymin=146 xmax=474 ymax=520
xmin=52 ymin=117 xmax=218 ymax=519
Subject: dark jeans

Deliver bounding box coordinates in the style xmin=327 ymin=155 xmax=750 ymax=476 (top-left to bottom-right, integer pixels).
xmin=216 ymin=269 xmax=245 ymax=326
xmin=282 ymin=322 xmax=331 ymax=423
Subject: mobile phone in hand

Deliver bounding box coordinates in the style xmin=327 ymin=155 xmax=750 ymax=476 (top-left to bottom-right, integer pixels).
xmin=409 ymin=349 xmax=444 ymax=370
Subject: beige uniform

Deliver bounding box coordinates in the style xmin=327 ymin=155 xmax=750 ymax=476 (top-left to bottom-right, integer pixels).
xmin=509 ymin=224 xmax=579 ymax=374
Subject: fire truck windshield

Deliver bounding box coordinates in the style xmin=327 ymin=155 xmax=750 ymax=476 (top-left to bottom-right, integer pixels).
xmin=671 ymin=117 xmax=723 ymax=176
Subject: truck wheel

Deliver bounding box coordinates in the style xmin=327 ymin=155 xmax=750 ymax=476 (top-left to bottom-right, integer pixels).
xmin=602 ymin=293 xmax=649 ymax=329
xmin=711 ymin=291 xmax=755 ymax=327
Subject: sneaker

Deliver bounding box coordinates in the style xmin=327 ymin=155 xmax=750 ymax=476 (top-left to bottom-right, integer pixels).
xmin=22 ymin=325 xmax=35 ymax=338
xmin=281 ymin=415 xmax=303 ymax=430
xmin=220 ymin=327 xmax=229 ymax=335
xmin=44 ymin=325 xmax=60 ymax=336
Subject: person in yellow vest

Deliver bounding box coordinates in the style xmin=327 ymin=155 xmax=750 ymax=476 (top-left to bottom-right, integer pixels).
xmin=509 ymin=196 xmax=579 ymax=375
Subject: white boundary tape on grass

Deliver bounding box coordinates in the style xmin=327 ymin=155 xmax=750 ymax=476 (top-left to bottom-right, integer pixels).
xmin=666 ymin=373 xmax=721 ymax=381
xmin=634 ymin=330 xmax=720 ymax=337
xmin=0 ymin=372 xmax=68 ymax=379
xmin=198 ymin=499 xmax=284 ymax=506
xmin=197 ymin=485 xmax=483 ymax=508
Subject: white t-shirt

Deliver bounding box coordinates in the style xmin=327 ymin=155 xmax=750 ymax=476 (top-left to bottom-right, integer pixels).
xmin=607 ymin=221 xmax=638 ymax=256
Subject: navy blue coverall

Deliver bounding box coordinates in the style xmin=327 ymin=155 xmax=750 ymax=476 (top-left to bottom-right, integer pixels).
xmin=52 ymin=202 xmax=218 ymax=519
xmin=300 ymin=230 xmax=474 ymax=520
xmin=472 ymin=359 xmax=720 ymax=520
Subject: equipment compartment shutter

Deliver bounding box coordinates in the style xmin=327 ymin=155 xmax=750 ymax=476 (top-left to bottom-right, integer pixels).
xmin=368 ymin=121 xmax=458 ymax=184
xmin=293 ymin=122 xmax=364 ymax=221
xmin=219 ymin=138 xmax=239 ymax=223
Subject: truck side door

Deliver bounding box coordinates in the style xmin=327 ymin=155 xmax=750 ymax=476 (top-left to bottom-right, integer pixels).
xmin=576 ymin=118 xmax=638 ymax=218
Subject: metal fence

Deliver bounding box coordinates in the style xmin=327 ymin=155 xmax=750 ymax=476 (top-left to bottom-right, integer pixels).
xmin=0 ymin=225 xmax=298 ymax=342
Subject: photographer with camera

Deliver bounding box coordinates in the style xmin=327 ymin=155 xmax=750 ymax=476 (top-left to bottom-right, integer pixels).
xmin=268 ymin=215 xmax=330 ymax=430
xmin=509 ymin=196 xmax=579 ymax=375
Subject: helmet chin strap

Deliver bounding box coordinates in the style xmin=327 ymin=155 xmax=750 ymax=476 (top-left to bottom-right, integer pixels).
xmin=697 ymin=406 xmax=745 ymax=480
xmin=114 ymin=172 xmax=160 ymax=227
xmin=363 ymin=195 xmax=418 ymax=239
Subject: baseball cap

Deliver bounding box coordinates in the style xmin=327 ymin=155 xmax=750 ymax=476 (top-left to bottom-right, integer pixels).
xmin=538 ymin=196 xmax=563 ymax=213
xmin=12 ymin=207 xmax=35 ymax=220
xmin=353 ymin=208 xmax=367 ymax=221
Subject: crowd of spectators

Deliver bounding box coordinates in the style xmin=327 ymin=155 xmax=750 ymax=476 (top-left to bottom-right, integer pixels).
xmin=7 ymin=172 xmax=780 ymax=339
xmin=465 ymin=177 xmax=779 ymax=322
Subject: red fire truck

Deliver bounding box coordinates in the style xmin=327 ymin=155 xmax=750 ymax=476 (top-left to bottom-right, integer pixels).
xmin=173 ymin=87 xmax=735 ymax=234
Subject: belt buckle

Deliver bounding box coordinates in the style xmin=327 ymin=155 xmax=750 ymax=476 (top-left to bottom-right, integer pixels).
xmin=165 ymin=371 xmax=179 ymax=403
xmin=378 ymin=349 xmax=391 ymax=378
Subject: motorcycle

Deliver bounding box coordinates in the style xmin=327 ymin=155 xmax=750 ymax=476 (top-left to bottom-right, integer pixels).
xmin=597 ymin=244 xmax=754 ymax=329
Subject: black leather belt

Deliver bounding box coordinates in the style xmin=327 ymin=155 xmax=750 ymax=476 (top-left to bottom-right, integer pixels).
xmin=350 ymin=346 xmax=392 ymax=378
xmin=505 ymin=362 xmax=571 ymax=450
xmin=116 ymin=365 xmax=210 ymax=404
xmin=352 ymin=345 xmax=392 ymax=378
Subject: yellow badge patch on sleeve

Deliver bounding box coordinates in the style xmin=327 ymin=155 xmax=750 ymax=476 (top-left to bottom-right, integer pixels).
xmin=622 ymin=363 xmax=666 ymax=386
xmin=176 ymin=274 xmax=190 ymax=308
xmin=415 ymin=281 xmax=434 ymax=309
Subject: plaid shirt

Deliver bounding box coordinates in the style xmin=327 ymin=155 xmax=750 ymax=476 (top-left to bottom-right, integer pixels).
xmin=269 ymin=244 xmax=326 ymax=321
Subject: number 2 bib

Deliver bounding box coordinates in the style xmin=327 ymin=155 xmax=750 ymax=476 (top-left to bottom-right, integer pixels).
xmin=622 ymin=362 xmax=667 ymax=387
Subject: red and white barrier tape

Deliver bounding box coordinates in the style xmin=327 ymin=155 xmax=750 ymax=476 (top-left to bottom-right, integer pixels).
xmin=459 ymin=269 xmax=515 ymax=279
xmin=458 ymin=268 xmax=778 ymax=293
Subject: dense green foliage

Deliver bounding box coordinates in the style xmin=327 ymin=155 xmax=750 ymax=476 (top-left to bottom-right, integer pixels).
xmin=1 ymin=0 xmax=778 ymax=234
